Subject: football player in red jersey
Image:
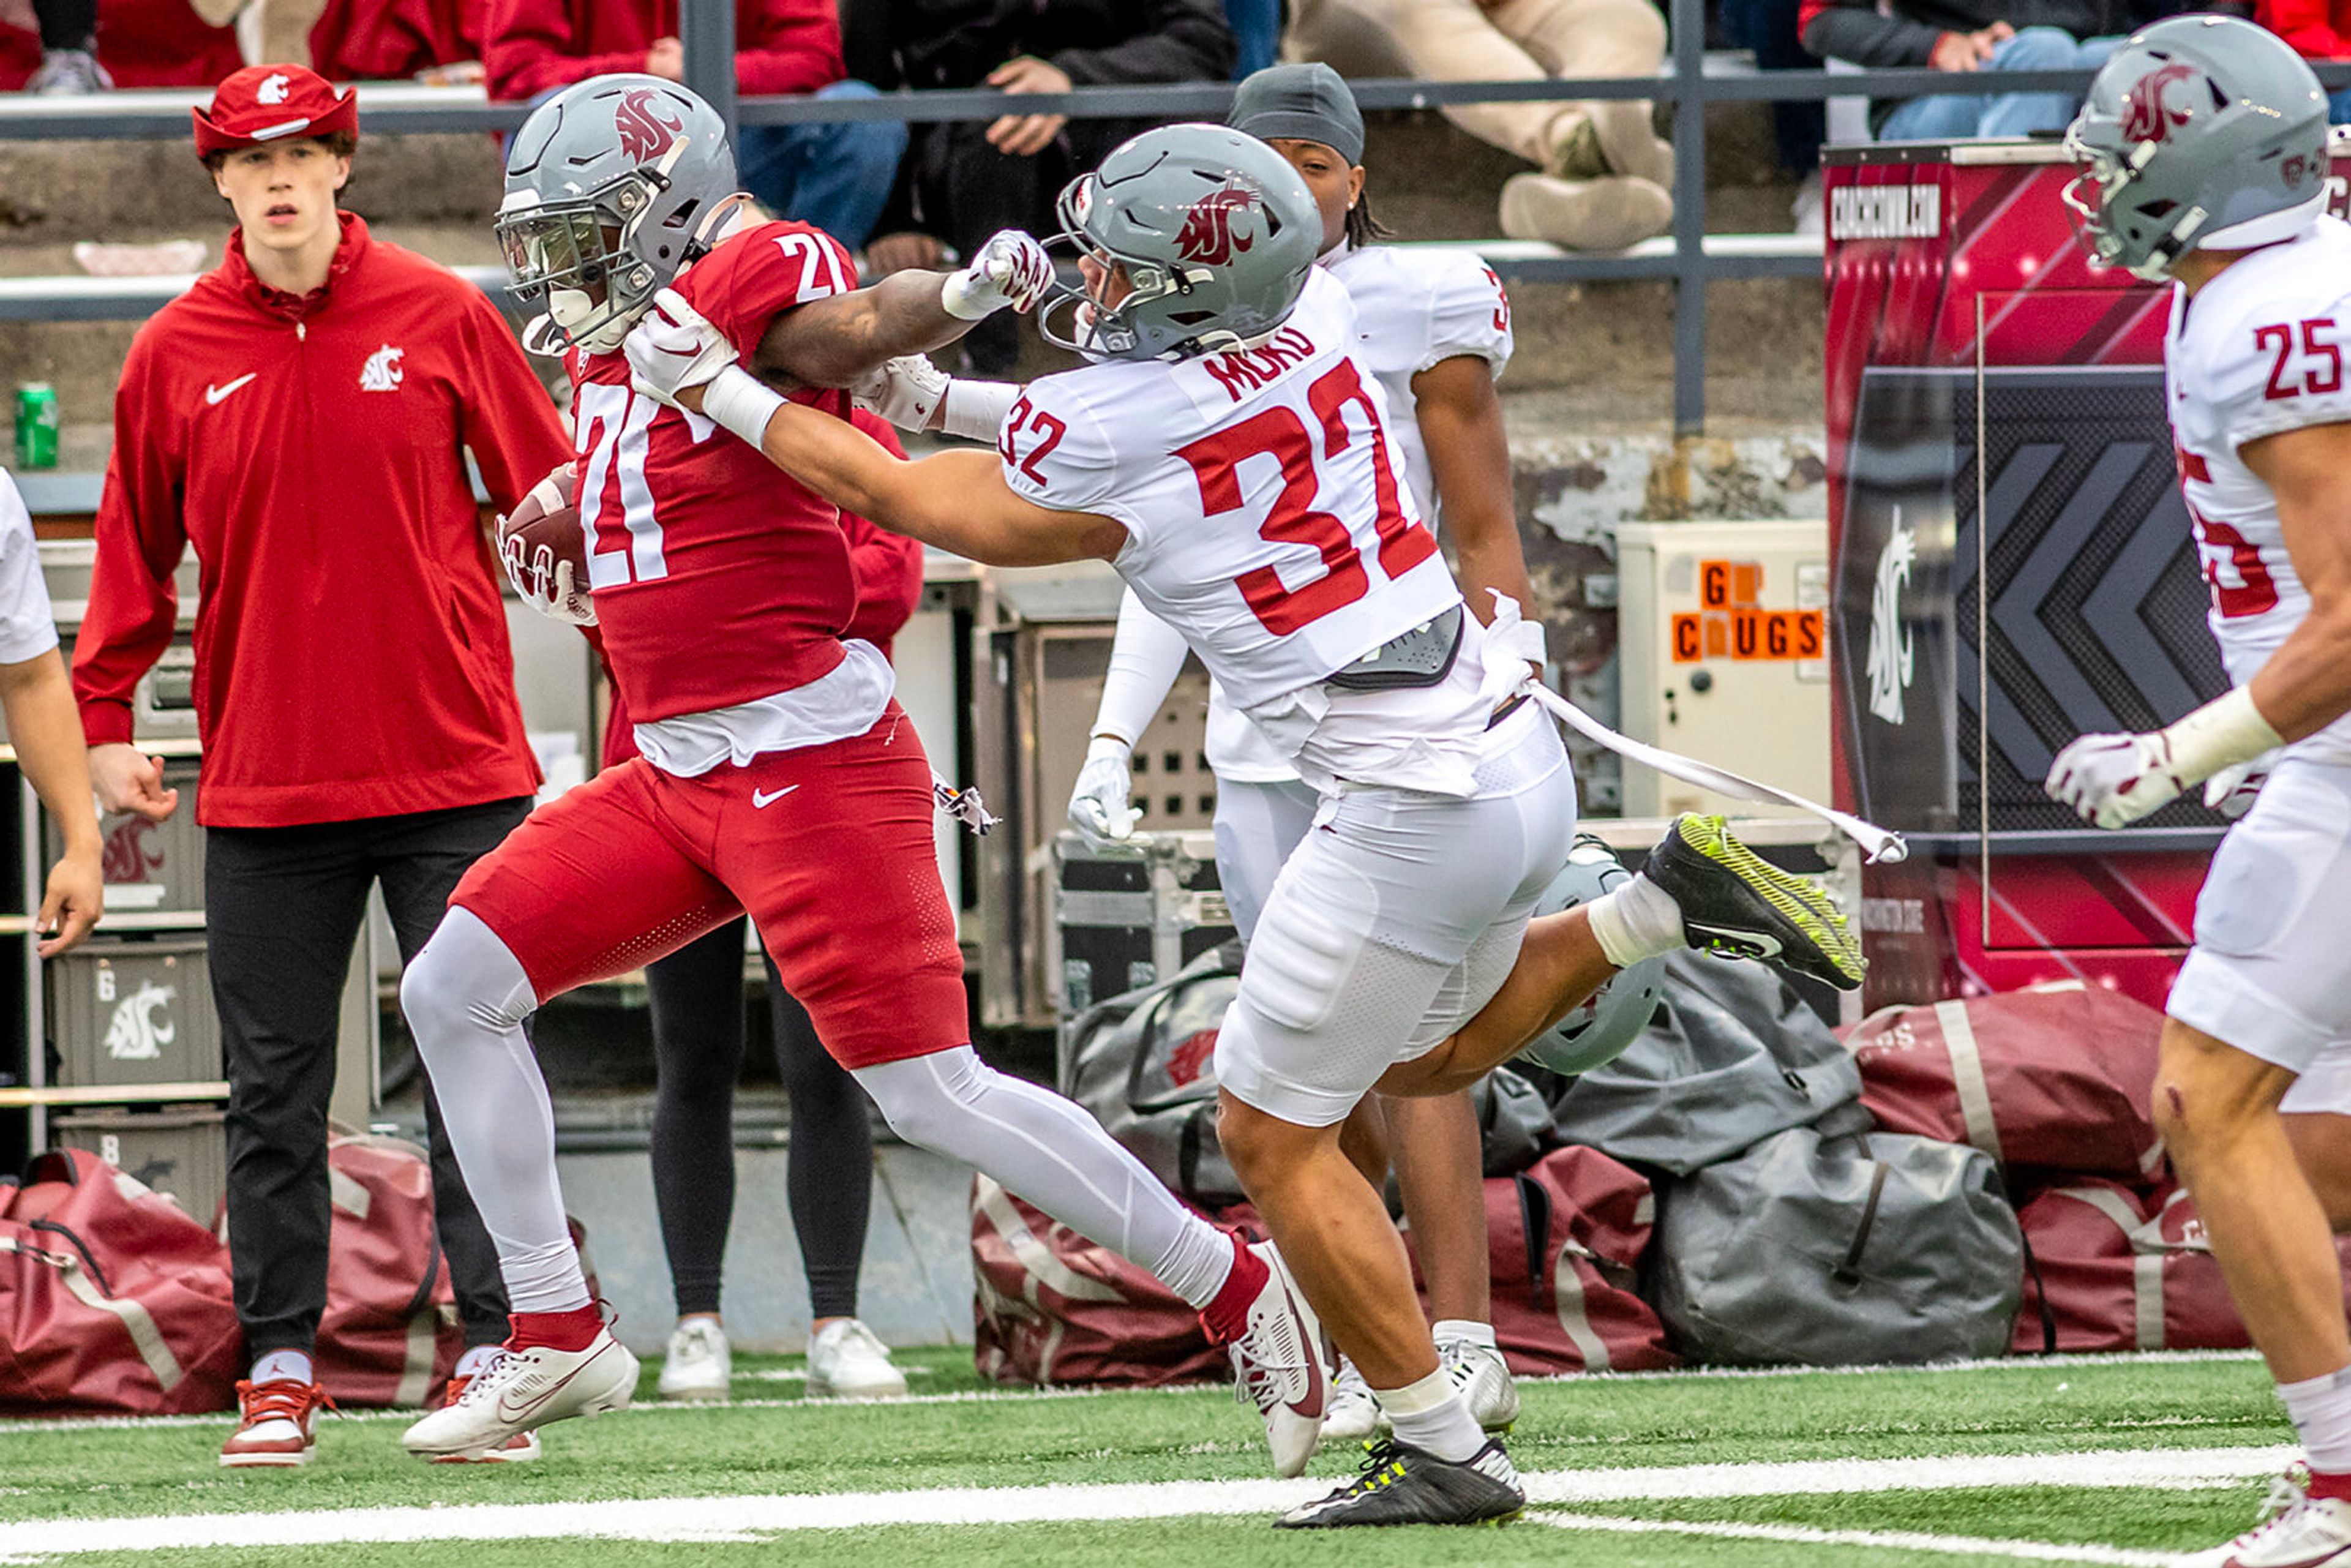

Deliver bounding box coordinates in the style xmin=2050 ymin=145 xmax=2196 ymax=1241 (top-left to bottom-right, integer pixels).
xmin=399 ymin=77 xmax=1316 ymax=1462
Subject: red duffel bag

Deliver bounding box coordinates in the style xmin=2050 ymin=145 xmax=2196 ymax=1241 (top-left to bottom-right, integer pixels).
xmin=0 ymin=1149 xmax=241 ymax=1414
xmin=1845 ymin=981 xmax=2165 ymax=1182
xmin=310 ymin=1131 xmax=462 ymax=1407
xmin=1451 ymin=1145 xmax=1674 ymax=1375
xmin=971 ymin=1175 xmax=1251 ymax=1387
xmin=2012 ymin=1178 xmax=2251 ymax=1352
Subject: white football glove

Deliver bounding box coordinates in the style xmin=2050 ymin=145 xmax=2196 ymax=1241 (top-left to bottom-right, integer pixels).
xmin=2044 ymin=730 xmax=2185 ymax=829
xmin=495 ymin=517 xmax=596 ymax=626
xmin=852 ymin=354 xmax=953 ymax=430
xmin=1067 ymin=737 xmax=1141 ymax=848
xmin=624 ymin=287 xmax=737 ymax=408
xmin=2202 ymin=749 xmax=2277 ymax=820
xmin=940 ymin=229 xmax=1054 ymax=320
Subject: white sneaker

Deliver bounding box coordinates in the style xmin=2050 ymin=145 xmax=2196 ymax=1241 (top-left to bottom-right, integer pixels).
xmin=401 ymin=1328 xmax=637 ymax=1459
xmin=658 ymin=1318 xmax=732 ymax=1403
xmin=1223 ymin=1240 xmax=1328 ymax=1479
xmin=2206 ymin=1469 xmax=2351 ymax=1568
xmin=1319 ymin=1356 xmax=1379 ymax=1448
xmin=804 ymin=1319 xmax=907 ymax=1400
xmin=1438 ymin=1335 xmax=1521 ymax=1434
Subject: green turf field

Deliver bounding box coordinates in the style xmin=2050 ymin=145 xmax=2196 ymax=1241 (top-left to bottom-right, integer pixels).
xmin=0 ymin=1347 xmax=2300 ymax=1565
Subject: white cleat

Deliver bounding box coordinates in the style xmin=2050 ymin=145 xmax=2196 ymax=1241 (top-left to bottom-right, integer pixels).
xmin=2203 ymin=1469 xmax=2351 ymax=1568
xmin=657 ymin=1318 xmax=733 ymax=1403
xmin=402 ymin=1329 xmax=637 ymax=1459
xmin=1438 ymin=1334 xmax=1521 ymax=1435
xmin=1224 ymin=1241 xmax=1328 ymax=1479
xmin=804 ymin=1319 xmax=907 ymax=1400
xmin=1319 ymin=1356 xmax=1379 ymax=1449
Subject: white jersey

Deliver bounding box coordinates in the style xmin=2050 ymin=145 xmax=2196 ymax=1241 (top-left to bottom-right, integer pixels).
xmin=2167 ymin=215 xmax=2351 ymax=765
xmin=1203 ymin=246 xmax=1517 ymax=779
xmin=1007 ymin=268 xmax=1494 ymax=793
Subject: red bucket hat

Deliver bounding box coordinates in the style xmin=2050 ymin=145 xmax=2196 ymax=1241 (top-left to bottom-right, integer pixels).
xmin=193 ymin=65 xmax=358 ymax=161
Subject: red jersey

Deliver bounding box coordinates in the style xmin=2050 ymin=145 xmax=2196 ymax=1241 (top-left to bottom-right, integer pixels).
xmin=75 ymin=214 xmax=572 ymax=828
xmin=599 ymin=410 xmax=923 ymax=769
xmin=569 ymin=219 xmax=871 ymax=724
xmin=482 ymin=0 xmax=841 ymax=102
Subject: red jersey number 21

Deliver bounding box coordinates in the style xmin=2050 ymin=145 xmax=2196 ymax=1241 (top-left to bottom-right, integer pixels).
xmin=1177 ymin=359 xmax=1436 ymax=636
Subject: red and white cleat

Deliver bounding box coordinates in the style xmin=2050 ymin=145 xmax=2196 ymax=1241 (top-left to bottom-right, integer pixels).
xmin=2208 ymin=1468 xmax=2351 ymax=1568
xmin=427 ymin=1363 xmax=544 ymax=1463
xmin=401 ymin=1329 xmax=636 ymax=1460
xmin=1218 ymin=1240 xmax=1328 ymax=1479
xmin=219 ymin=1378 xmax=332 ymax=1468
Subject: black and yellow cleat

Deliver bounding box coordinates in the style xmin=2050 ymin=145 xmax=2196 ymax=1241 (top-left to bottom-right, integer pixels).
xmin=1644 ymin=813 xmax=1866 ymax=992
xmin=1275 ymin=1438 xmax=1525 ymax=1529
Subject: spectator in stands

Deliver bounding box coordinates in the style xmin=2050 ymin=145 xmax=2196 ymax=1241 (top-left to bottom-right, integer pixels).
xmin=482 ymin=0 xmax=906 ymax=251
xmin=24 ymin=0 xmax=104 ymax=90
xmin=1720 ymin=0 xmax=1828 ymax=228
xmin=1284 ymin=0 xmax=1676 ymax=251
xmin=1800 ymin=0 xmax=2127 ymax=138
xmin=2254 ymin=0 xmax=2351 ymax=120
xmin=0 ymin=471 xmax=101 ymax=958
xmin=73 ymin=66 xmax=572 ymax=1469
xmin=847 ymin=0 xmax=1235 ymax=374
xmin=1225 ymin=0 xmax=1280 ymax=76
xmin=308 ymin=0 xmax=482 ymax=83
xmin=617 ymin=411 xmax=926 ymax=1405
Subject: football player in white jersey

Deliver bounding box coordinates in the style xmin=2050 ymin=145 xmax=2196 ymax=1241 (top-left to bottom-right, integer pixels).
xmin=1063 ymin=64 xmax=1532 ymax=1447
xmin=2051 ymin=19 xmax=2351 ymax=1566
xmin=626 ymin=122 xmax=1862 ymax=1528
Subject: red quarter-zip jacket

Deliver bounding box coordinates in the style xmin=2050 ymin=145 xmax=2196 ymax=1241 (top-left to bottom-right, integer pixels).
xmin=74 ymin=214 xmax=573 ymax=828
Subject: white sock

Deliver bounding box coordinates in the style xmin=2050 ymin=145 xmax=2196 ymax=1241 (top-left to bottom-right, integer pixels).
xmin=1432 ymin=1318 xmax=1497 ymax=1351
xmin=1376 ymin=1367 xmax=1486 ymax=1463
xmin=2281 ymin=1366 xmax=2351 ymax=1473
xmin=453 ymin=1345 xmax=503 ymax=1379
xmin=250 ymin=1349 xmax=312 ymax=1386
xmin=1584 ymin=872 xmax=1685 ymax=969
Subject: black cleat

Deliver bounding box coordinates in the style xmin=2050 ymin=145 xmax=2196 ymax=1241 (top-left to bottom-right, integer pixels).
xmin=1643 ymin=813 xmax=1866 ymax=991
xmin=1275 ymin=1438 xmax=1526 ymax=1529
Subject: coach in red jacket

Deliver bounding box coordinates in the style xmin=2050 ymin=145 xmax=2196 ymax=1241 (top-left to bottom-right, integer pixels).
xmin=72 ymin=66 xmax=574 ymax=1469
xmin=482 ymin=0 xmax=907 ymax=250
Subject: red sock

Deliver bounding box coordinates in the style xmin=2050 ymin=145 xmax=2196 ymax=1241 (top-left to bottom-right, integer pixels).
xmin=509 ymin=1305 xmax=602 ymax=1352
xmin=2307 ymin=1469 xmax=2351 ymax=1503
xmin=1199 ymin=1232 xmax=1268 ymax=1345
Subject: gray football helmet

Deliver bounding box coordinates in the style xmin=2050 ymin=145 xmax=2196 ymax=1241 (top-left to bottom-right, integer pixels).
xmin=1041 ymin=122 xmax=1321 ymax=361
xmin=497 ymin=74 xmax=738 ymax=355
xmin=1514 ymin=837 xmax=1666 ymax=1080
xmin=2064 ymin=15 xmax=2328 ymax=282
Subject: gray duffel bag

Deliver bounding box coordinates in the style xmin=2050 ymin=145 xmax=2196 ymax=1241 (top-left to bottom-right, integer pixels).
xmin=1549 ymin=950 xmax=1869 ymax=1176
xmin=1649 ymin=1125 xmax=2024 ymax=1365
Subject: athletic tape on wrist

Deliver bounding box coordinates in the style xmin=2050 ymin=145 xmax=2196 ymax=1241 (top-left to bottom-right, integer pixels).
xmin=2161 ymin=685 xmax=2285 ymax=787
xmin=702 ymin=367 xmax=786 ymax=449
xmin=942 ymin=378 xmax=1024 ymax=441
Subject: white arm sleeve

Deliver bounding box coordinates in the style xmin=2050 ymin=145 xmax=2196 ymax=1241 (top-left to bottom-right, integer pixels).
xmin=1090 ymin=587 xmax=1191 ymax=747
xmin=941 ymin=378 xmax=1024 ymax=443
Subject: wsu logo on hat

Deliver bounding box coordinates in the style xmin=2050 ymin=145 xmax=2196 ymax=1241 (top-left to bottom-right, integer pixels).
xmin=2120 ymin=62 xmax=2197 ymax=144
xmin=1176 ymin=178 xmax=1265 ymax=268
xmin=257 ymin=72 xmax=291 ymax=104
xmin=615 ymin=88 xmax=684 ymax=164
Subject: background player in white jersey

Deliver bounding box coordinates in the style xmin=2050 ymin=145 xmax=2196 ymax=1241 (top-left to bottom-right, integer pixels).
xmin=2051 ymin=20 xmax=2351 ymax=1566
xmin=629 ymin=122 xmax=1862 ymax=1527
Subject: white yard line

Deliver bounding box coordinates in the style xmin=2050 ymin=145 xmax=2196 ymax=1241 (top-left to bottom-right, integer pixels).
xmin=1531 ymin=1514 xmax=2194 ymax=1566
xmin=0 ymin=1442 xmax=2293 ymax=1558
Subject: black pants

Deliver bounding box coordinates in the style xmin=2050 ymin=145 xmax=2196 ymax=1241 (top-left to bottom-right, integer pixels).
xmin=906 ymin=116 xmax=1142 ymax=375
xmin=207 ymin=798 xmax=531 ymax=1358
xmin=34 ymin=0 xmax=96 ymax=50
xmin=646 ymin=917 xmax=875 ymax=1321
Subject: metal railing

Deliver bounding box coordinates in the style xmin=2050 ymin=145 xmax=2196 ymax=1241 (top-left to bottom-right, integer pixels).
xmin=4 ymin=0 xmax=2347 ymax=432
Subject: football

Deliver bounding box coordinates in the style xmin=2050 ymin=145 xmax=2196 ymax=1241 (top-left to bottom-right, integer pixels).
xmin=497 ymin=461 xmax=594 ymax=623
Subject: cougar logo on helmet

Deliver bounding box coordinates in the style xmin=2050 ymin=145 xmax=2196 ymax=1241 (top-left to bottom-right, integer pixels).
xmin=2120 ymin=62 xmax=2199 ymax=143
xmin=615 ymin=88 xmax=683 ymax=163
xmin=1176 ymin=178 xmax=1265 ymax=267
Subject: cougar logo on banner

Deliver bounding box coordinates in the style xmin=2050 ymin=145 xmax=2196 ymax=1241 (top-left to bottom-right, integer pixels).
xmin=103 ymin=980 xmax=177 ymax=1062
xmin=615 ymin=88 xmax=683 ymax=163
xmin=2120 ymin=63 xmax=2197 ymax=144
xmin=1866 ymin=515 xmax=1917 ymax=726
xmin=1176 ymin=179 xmax=1263 ymax=267
xmin=100 ymin=817 xmax=162 ymax=885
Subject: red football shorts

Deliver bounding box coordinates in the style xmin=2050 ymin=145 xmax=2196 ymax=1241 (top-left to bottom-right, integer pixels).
xmin=449 ymin=702 xmax=967 ymax=1070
